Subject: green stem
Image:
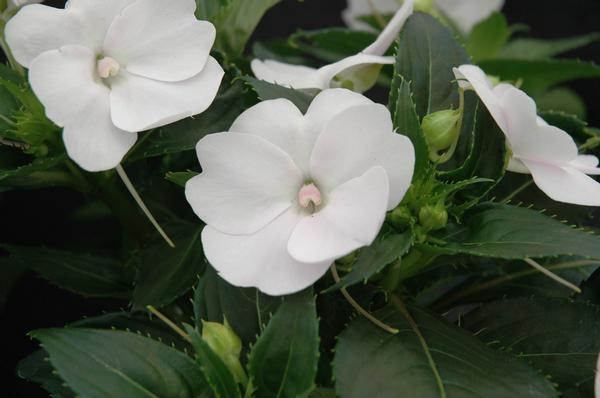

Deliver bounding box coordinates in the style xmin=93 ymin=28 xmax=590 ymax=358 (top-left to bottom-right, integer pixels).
xmin=433 ymin=259 xmax=598 ymax=310
xmin=391 ymin=295 xmax=447 ymax=398
xmin=147 ymin=305 xmax=192 ymax=343
xmin=116 ymin=164 xmax=175 ymax=248
xmin=500 ymin=180 xmax=533 ymax=203
xmin=366 ymin=0 xmax=387 ymax=29
xmin=331 ymin=264 xmax=399 ymax=334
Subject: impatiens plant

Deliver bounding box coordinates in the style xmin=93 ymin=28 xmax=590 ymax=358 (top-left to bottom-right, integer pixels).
xmin=3 ymin=0 xmax=600 ymax=397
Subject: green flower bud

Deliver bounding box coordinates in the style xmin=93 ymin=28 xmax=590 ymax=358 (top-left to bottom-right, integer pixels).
xmin=202 ymin=319 xmax=247 ymax=385
xmin=422 ymin=108 xmax=462 ymax=162
xmin=388 ymin=206 xmax=413 ymax=229
xmin=418 ymin=203 xmax=448 ymax=231
xmin=413 ymin=0 xmax=435 ymax=13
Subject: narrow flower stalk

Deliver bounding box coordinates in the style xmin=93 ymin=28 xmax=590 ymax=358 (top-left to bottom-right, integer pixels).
xmin=523 ymin=257 xmax=581 ymax=293
xmin=116 ymin=165 xmax=175 ymax=248
xmin=331 ymin=264 xmax=399 ymax=334
xmin=147 ymin=305 xmax=191 ymax=343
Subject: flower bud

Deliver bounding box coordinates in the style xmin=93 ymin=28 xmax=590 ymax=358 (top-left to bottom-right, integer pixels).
xmin=418 ymin=203 xmax=448 ymax=231
xmin=388 ymin=206 xmax=413 ymax=229
xmin=422 ymin=108 xmax=462 ymax=162
xmin=202 ymin=319 xmax=247 ymax=384
xmin=413 ymin=0 xmax=435 ymax=13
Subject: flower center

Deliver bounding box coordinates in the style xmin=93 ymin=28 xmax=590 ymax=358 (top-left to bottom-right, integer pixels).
xmin=298 ymin=183 xmax=322 ymax=209
xmin=97 ymin=56 xmax=120 ymax=79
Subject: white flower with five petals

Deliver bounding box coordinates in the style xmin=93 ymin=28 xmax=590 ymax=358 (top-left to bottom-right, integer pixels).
xmin=250 ymin=0 xmax=414 ymax=92
xmin=185 ymin=89 xmax=415 ymax=295
xmin=454 ymin=64 xmax=600 ymax=206
xmin=5 ymin=0 xmax=224 ymax=171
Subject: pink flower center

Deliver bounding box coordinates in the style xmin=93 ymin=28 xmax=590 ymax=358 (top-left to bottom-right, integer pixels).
xmin=97 ymin=56 xmax=120 ymax=79
xmin=298 ymin=183 xmax=322 ymax=209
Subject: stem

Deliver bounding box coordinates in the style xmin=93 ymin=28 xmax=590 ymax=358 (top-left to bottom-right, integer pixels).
xmin=523 ymin=257 xmax=581 ymax=293
xmin=116 ymin=164 xmax=175 ymax=248
xmin=147 ymin=305 xmax=192 ymax=343
xmin=330 ymin=264 xmax=399 ymax=334
xmin=500 ymin=180 xmax=534 ymax=203
xmin=391 ymin=295 xmax=447 ymax=398
xmin=433 ymin=259 xmax=597 ymax=310
xmin=366 ymin=0 xmax=387 ymax=29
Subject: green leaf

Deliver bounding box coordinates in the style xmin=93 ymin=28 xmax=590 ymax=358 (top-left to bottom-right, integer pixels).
xmin=248 ymin=289 xmax=319 ymax=398
xmin=17 ymin=349 xmax=76 ymax=398
xmin=242 ymin=76 xmax=319 ymax=114
xmin=462 ymin=297 xmax=600 ymax=394
xmin=32 ymin=328 xmax=210 ymax=398
xmin=132 ymin=222 xmax=204 ymax=310
xmin=325 ymin=231 xmax=413 ymax=292
xmin=165 ymin=171 xmax=198 ymax=188
xmin=389 ymin=77 xmax=429 ymax=180
xmin=185 ymin=325 xmax=241 ymax=398
xmin=466 ymin=12 xmax=511 ymax=62
xmin=500 ymin=33 xmax=600 ymax=60
xmin=194 ymin=267 xmax=281 ymax=345
xmin=128 ymin=83 xmax=246 ymax=161
xmin=290 ymin=28 xmax=377 ymax=62
xmin=480 ymin=58 xmax=600 ymax=94
xmin=0 ymin=155 xmax=72 ymax=192
xmin=430 ymin=203 xmax=600 ymax=260
xmin=195 ymin=0 xmax=231 ymax=21
xmin=309 ymin=388 xmax=336 ymax=398
xmin=210 ymin=0 xmax=280 ymax=57
xmin=1 ymin=245 xmax=132 ymax=298
xmin=536 ymin=88 xmax=587 ymax=119
xmin=394 ymin=13 xmax=470 ymax=119
xmin=440 ymin=100 xmax=506 ymax=201
xmin=333 ymin=304 xmax=558 ymax=398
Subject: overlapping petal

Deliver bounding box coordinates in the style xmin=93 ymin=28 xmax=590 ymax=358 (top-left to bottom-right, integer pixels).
xmin=250 ymin=59 xmax=322 ymax=88
xmin=288 ymin=166 xmax=390 ymax=264
xmin=104 ymin=0 xmax=215 ymax=82
xmin=304 ymin=88 xmax=373 ymax=134
xmin=109 ymin=56 xmax=224 ymax=132
xmin=436 ymin=0 xmax=504 ymax=34
xmin=185 ymin=133 xmax=304 ymax=235
xmin=202 ymin=209 xmax=331 ymax=296
xmin=310 ymin=104 xmax=414 ymax=210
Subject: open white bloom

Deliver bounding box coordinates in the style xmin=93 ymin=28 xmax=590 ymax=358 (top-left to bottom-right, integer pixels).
xmin=596 ymin=353 xmax=600 ymax=398
xmin=5 ymin=0 xmax=224 ymax=172
xmin=342 ymin=0 xmax=504 ymax=35
xmin=251 ymin=0 xmax=414 ymax=92
xmin=185 ymin=89 xmax=415 ymax=295
xmin=454 ymin=64 xmax=600 ymax=206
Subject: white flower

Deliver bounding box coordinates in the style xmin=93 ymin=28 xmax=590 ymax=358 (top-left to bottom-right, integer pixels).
xmin=5 ymin=0 xmax=224 ymax=172
xmin=185 ymin=89 xmax=415 ymax=295
xmin=454 ymin=64 xmax=600 ymax=206
xmin=596 ymin=353 xmax=600 ymax=398
xmin=250 ymin=0 xmax=414 ymax=92
xmin=6 ymin=0 xmax=42 ymax=12
xmin=342 ymin=0 xmax=504 ymax=35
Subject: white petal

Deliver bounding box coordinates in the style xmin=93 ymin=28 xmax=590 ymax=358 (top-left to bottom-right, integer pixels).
xmin=63 ymin=94 xmax=137 ymax=172
xmin=250 ymin=59 xmax=323 ymax=89
xmin=341 ymin=0 xmax=400 ymax=31
xmin=7 ymin=0 xmax=43 ymax=12
xmin=109 ymin=56 xmax=224 ymax=132
xmin=317 ymin=53 xmax=394 ymax=92
xmin=305 ymin=88 xmax=373 ymax=134
xmin=288 ymin=166 xmax=389 ymax=264
xmin=5 ymin=4 xmax=85 ymax=67
xmin=522 ymin=160 xmax=600 ymax=206
xmin=310 ymin=104 xmax=414 ymax=210
xmin=229 ymin=99 xmax=312 ymax=173
xmin=506 ymin=157 xmax=530 ymax=174
xmin=570 ymin=155 xmax=600 ymax=175
xmin=28 ymin=45 xmax=105 ymax=126
xmin=454 ymin=65 xmax=508 ymax=132
xmin=595 ymin=354 xmax=600 ymax=398
xmin=436 ymin=0 xmax=504 ymax=34
xmin=363 ymin=0 xmax=413 ymax=56
xmin=185 ymin=133 xmax=303 ymax=235
xmin=202 ymin=209 xmax=331 ymax=296
xmin=104 ymin=0 xmax=215 ymax=82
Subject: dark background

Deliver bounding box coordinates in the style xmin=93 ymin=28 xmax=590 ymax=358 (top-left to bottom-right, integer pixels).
xmin=2 ymin=0 xmax=600 ymax=396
